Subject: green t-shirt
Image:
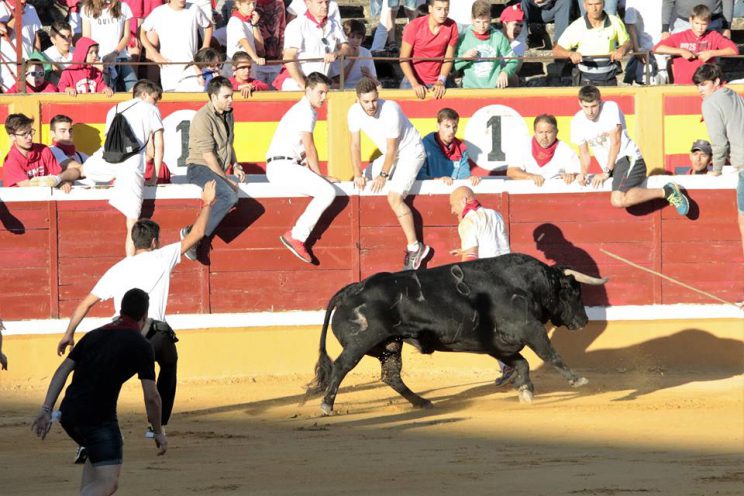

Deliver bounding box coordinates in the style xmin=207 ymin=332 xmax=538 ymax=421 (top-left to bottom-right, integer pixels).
xmin=455 ymin=28 xmax=518 ymax=89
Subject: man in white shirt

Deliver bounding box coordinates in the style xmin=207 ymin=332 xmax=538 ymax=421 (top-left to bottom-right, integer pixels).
xmin=57 ymin=180 xmax=217 ymax=445
xmin=349 ymin=77 xmax=430 ymax=270
xmin=624 ymin=0 xmax=666 ymax=85
xmin=43 ymin=20 xmax=75 ymax=84
xmin=448 ymin=185 xmax=514 ymax=385
xmin=507 ymin=114 xmax=580 ymax=186
xmin=287 ymin=0 xmax=341 ymax=24
xmin=571 ymin=85 xmax=689 ymax=214
xmin=49 ymin=115 xmax=89 ymax=166
xmin=79 ymin=79 xmax=165 ymax=256
xmin=265 ymin=72 xmax=338 ymax=263
xmin=140 ymin=0 xmax=213 ymax=91
xmin=278 ymin=0 xmax=349 ymax=90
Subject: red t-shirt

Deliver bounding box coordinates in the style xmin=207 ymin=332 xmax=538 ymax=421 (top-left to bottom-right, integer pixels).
xmin=654 ymin=29 xmax=737 ymax=85
xmin=229 ymin=76 xmax=270 ymax=92
xmin=3 ymin=143 xmax=62 ymax=187
xmin=402 ymin=16 xmax=458 ymax=85
xmin=6 ymin=80 xmax=58 ymax=93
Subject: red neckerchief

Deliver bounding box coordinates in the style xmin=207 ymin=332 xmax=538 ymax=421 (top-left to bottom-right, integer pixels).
xmin=101 ymin=315 xmax=141 ymax=332
xmin=52 ymin=140 xmax=77 ymax=156
xmin=304 ymin=10 xmax=326 ymax=28
xmin=472 ymin=28 xmax=491 ymax=41
xmin=436 ymin=134 xmax=464 ymax=161
xmin=231 ymin=10 xmax=252 ymax=23
xmin=531 ymin=137 xmax=559 ymax=167
xmin=460 ymin=199 xmax=481 ymax=220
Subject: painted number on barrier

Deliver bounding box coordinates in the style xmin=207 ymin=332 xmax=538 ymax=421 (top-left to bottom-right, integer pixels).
xmin=163 ymin=109 xmax=197 ymax=176
xmin=465 ymin=105 xmax=528 ymax=171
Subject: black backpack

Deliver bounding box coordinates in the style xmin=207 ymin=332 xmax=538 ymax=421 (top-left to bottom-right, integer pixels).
xmin=102 ymin=102 xmax=146 ymax=163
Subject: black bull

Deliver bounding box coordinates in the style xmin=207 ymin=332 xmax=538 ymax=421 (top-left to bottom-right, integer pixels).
xmin=306 ymin=253 xmax=608 ymax=415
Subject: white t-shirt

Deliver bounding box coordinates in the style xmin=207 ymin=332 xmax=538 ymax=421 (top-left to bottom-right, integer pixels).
xmin=0 ymin=3 xmax=41 ymax=57
xmin=174 ymin=65 xmax=206 ymax=92
xmin=226 ymin=15 xmax=256 ymax=60
xmin=283 ymin=14 xmax=347 ymax=78
xmin=97 ymin=98 xmax=163 ymax=171
xmin=50 ymin=146 xmax=89 ymax=165
xmin=141 ymin=3 xmax=212 ymax=91
xmin=624 ymin=0 xmax=663 ymax=50
xmin=507 ymin=138 xmax=581 ymax=178
xmin=265 ymin=97 xmax=317 ymax=160
xmin=81 ymin=3 xmax=134 ymax=59
xmin=43 ymin=45 xmax=75 ymax=65
xmin=338 ymin=46 xmax=377 ymax=89
xmin=287 ymin=0 xmax=341 ymax=25
xmin=459 ymin=207 xmax=511 ymax=259
xmin=91 ymin=242 xmax=181 ymax=322
xmin=347 ymin=99 xmax=422 ymax=159
xmin=570 ymin=100 xmax=642 ymax=172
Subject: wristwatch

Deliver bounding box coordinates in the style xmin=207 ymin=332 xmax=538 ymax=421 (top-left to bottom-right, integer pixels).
xmin=379 ymin=171 xmax=389 ymax=178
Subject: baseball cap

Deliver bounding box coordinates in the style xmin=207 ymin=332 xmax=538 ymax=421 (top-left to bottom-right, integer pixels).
xmin=500 ymin=4 xmax=525 ymax=23
xmin=690 ymin=139 xmax=712 ymax=155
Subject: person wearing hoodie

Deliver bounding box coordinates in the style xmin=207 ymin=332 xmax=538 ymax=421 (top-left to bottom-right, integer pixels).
xmin=57 ymin=37 xmax=114 ymax=96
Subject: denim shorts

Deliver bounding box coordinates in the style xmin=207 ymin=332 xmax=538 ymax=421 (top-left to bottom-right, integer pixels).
xmin=61 ymin=419 xmax=123 ymax=466
xmin=737 ymin=169 xmax=744 ymax=214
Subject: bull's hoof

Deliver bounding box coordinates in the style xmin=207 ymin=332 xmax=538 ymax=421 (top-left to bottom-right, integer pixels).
xmin=320 ymin=403 xmax=334 ymax=416
xmin=517 ymin=385 xmax=533 ymax=404
xmin=414 ymin=399 xmax=434 ymax=410
xmin=570 ymin=377 xmax=589 ymax=388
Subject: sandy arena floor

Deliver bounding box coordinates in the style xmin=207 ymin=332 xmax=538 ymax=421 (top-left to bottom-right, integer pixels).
xmin=2 ymin=362 xmax=742 ymax=495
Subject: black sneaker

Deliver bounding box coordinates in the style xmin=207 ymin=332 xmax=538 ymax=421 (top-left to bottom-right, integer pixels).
xmin=403 ymin=244 xmax=430 ymax=270
xmin=180 ymin=225 xmax=198 ymax=261
xmin=74 ymin=446 xmax=87 ymax=464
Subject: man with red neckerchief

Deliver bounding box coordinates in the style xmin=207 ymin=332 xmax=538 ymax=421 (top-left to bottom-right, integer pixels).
xmin=274 ymin=0 xmax=349 ymax=91
xmin=507 ymin=113 xmax=580 ymax=187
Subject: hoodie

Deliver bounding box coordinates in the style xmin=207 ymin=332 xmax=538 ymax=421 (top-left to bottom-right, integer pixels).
xmin=57 ymin=37 xmax=108 ymax=94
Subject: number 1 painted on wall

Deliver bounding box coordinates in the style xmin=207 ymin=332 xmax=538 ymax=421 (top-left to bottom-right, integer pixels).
xmin=487 ymin=115 xmax=505 ymax=162
xmin=176 ymin=120 xmax=190 ymax=168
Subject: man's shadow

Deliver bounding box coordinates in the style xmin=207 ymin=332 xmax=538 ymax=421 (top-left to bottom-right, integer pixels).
xmin=306 ymin=193 xmax=351 ymax=266
xmin=0 ymin=201 xmax=25 ymax=234
xmin=532 ymin=223 xmax=608 ymax=357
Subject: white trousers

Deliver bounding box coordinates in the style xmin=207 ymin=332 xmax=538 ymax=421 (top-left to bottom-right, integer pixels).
xmin=266 ymin=160 xmax=336 ymax=242
xmin=82 ymin=152 xmax=145 ymax=220
xmin=364 ymin=149 xmax=425 ymax=198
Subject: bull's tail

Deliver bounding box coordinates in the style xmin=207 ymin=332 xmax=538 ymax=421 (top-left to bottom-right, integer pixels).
xmin=304 ymin=284 xmax=355 ymax=398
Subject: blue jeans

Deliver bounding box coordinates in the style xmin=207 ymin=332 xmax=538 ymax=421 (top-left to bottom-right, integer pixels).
xmin=104 ymin=57 xmax=138 ymax=92
xmin=370 ymin=0 xmax=418 ymax=18
xmin=737 ymin=168 xmax=744 ymax=214
xmin=186 ymin=165 xmax=239 ymax=236
xmin=578 ymin=0 xmax=616 ymax=16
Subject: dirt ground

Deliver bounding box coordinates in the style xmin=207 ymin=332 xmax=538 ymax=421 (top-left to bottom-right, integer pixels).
xmin=2 ymin=364 xmax=742 ymax=496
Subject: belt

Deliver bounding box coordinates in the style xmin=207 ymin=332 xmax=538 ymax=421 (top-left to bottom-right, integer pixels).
xmin=266 ymin=156 xmax=300 ymax=164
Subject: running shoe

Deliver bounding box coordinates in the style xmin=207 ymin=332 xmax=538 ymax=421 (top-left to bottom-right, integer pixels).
xmin=403 ymin=244 xmax=430 ymax=270
xmin=73 ymin=446 xmax=87 ymax=464
xmin=280 ymin=231 xmax=312 ymax=263
xmin=180 ymin=225 xmax=198 ymax=261
xmin=664 ymin=183 xmax=690 ymax=216
xmin=495 ymin=366 xmax=516 ymax=387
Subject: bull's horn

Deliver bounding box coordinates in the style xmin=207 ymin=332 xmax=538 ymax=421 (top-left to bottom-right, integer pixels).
xmin=563 ymin=269 xmax=608 ymax=286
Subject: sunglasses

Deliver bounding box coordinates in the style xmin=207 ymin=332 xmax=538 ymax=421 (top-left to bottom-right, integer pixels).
xmin=234 ymin=65 xmax=251 ymax=71
xmin=26 ymin=70 xmax=45 ymax=77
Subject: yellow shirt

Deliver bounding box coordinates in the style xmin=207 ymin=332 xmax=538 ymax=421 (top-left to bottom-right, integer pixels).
xmin=558 ymin=13 xmax=629 ymax=56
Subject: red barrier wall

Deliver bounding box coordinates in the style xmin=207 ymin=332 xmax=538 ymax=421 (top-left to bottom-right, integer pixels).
xmin=0 ymin=183 xmax=740 ymax=321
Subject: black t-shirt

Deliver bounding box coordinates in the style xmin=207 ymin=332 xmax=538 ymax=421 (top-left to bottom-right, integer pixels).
xmin=60 ymin=321 xmax=155 ymax=425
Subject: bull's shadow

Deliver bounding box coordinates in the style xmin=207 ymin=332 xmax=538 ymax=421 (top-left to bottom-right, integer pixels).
xmin=532 ymin=223 xmax=608 ymax=360
xmin=545 ymin=327 xmax=744 ymax=402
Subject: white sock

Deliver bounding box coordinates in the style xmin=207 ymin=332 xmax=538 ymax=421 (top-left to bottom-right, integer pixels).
xmin=406 ymin=242 xmax=420 ymax=252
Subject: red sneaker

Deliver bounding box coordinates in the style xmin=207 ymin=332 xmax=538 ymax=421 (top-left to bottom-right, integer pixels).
xmin=280 ymin=231 xmax=312 ymax=263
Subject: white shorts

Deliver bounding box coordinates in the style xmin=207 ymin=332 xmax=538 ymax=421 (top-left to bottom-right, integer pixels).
xmin=82 ymin=152 xmax=145 ymax=220
xmin=364 ymin=148 xmax=425 ymax=198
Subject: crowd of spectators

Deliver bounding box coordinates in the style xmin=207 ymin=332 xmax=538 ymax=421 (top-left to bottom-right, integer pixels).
xmin=0 ymin=0 xmax=742 ymax=94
